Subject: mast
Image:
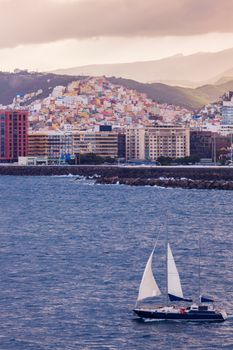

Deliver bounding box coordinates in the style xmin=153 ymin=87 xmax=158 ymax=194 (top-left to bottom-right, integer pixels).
xmin=198 ymin=230 xmax=201 ymax=303
xmin=231 ymin=132 xmax=233 ymax=163
xmin=213 ymin=132 xmax=217 ymax=165
xmin=166 ymin=212 xmax=169 ymax=304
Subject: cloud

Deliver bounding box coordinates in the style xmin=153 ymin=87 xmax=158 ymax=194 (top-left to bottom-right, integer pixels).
xmin=0 ymin=0 xmax=232 ymax=48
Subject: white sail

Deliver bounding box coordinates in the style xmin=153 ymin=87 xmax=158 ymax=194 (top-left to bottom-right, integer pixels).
xmin=167 ymin=243 xmax=183 ymax=299
xmin=137 ymin=248 xmax=161 ymax=302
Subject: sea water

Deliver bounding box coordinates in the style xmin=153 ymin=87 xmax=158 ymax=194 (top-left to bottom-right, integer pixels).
xmin=0 ymin=176 xmax=232 ymax=350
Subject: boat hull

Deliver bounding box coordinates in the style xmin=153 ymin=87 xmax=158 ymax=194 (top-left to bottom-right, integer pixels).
xmin=133 ymin=308 xmax=226 ymax=322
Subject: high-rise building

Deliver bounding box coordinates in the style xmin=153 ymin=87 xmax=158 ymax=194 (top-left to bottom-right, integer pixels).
xmin=126 ymin=127 xmax=146 ymax=161
xmin=222 ymin=91 xmax=233 ymax=125
xmin=118 ymin=133 xmax=126 ymax=159
xmin=0 ymin=110 xmax=28 ymax=162
xmin=147 ymin=125 xmax=190 ymax=160
xmin=126 ymin=125 xmax=190 ymax=161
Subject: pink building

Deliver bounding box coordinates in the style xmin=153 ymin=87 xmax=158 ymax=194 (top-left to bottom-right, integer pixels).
xmin=0 ymin=110 xmax=28 ymax=162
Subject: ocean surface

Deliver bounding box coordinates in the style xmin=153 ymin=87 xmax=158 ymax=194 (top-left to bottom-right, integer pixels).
xmin=0 ymin=176 xmax=232 ymax=350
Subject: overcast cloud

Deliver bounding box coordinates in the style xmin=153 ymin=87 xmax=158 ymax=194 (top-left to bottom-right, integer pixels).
xmin=0 ymin=0 xmax=232 ymax=48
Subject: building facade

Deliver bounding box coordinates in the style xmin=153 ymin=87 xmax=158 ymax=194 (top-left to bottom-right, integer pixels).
xmin=190 ymin=131 xmax=213 ymax=159
xmin=29 ymin=129 xmax=120 ymax=160
xmin=73 ymin=131 xmax=118 ymax=158
xmin=118 ymin=133 xmax=126 ymax=159
xmin=28 ymin=131 xmax=72 ymax=160
xmin=222 ymin=91 xmax=233 ymax=125
xmin=147 ymin=125 xmax=190 ymax=160
xmin=126 ymin=127 xmax=146 ymax=161
xmin=0 ymin=110 xmax=28 ymax=162
xmin=126 ymin=125 xmax=190 ymax=161
xmin=48 ymin=132 xmax=73 ymax=160
xmin=28 ymin=133 xmax=48 ymax=157
xmin=190 ymin=130 xmax=231 ymax=160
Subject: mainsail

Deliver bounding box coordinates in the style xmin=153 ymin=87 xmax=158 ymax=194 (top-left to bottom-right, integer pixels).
xmin=137 ymin=248 xmax=161 ymax=302
xmin=167 ymin=243 xmax=191 ymax=302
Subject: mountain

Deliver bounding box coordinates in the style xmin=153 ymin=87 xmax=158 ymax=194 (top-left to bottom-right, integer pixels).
xmin=108 ymin=77 xmax=205 ymax=109
xmin=0 ymin=71 xmax=232 ymax=110
xmin=211 ymin=67 xmax=233 ymax=85
xmin=53 ymin=48 xmax=233 ymax=86
xmin=108 ymin=77 xmax=233 ymax=110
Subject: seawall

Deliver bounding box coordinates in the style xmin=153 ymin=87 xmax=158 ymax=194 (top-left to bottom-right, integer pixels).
xmin=1 ymin=165 xmax=233 ymax=190
xmin=0 ymin=165 xmax=233 ymax=179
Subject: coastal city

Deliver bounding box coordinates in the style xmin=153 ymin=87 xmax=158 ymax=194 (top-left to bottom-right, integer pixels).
xmin=1 ymin=1 xmax=233 ymax=349
xmin=0 ymin=76 xmax=233 ymax=166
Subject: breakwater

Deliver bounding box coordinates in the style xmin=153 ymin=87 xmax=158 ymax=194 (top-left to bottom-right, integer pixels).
xmin=95 ymin=177 xmax=233 ymax=190
xmin=1 ymin=165 xmax=233 ymax=190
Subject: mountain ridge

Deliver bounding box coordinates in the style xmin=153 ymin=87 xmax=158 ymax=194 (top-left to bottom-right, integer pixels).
xmin=52 ymin=48 xmax=233 ymax=87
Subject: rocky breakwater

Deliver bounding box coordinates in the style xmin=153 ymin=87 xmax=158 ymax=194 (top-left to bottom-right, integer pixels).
xmin=93 ymin=166 xmax=233 ymax=190
xmin=95 ymin=176 xmax=233 ymax=190
xmin=1 ymin=165 xmax=233 ymax=190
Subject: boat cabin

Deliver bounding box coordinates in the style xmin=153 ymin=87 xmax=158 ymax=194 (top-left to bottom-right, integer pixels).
xmin=187 ymin=304 xmax=213 ymax=313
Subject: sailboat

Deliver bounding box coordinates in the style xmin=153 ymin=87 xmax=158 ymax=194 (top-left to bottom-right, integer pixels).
xmin=133 ymin=243 xmax=228 ymax=322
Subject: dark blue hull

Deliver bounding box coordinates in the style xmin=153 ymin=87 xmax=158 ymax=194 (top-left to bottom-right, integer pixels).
xmin=134 ymin=309 xmax=225 ymax=322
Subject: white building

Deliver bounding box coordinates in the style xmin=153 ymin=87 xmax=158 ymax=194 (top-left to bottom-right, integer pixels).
xmin=126 ymin=126 xmax=146 ymax=161
xmin=51 ymin=86 xmax=66 ymax=98
xmin=126 ymin=125 xmax=190 ymax=161
xmin=222 ymin=92 xmax=233 ymax=125
xmin=147 ymin=125 xmax=190 ymax=160
xmin=199 ymin=123 xmax=233 ymax=136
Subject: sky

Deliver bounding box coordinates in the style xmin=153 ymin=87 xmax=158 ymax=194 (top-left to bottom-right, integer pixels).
xmin=0 ymin=0 xmax=233 ymax=71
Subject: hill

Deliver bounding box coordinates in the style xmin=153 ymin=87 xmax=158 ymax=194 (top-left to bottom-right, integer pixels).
xmin=108 ymin=77 xmax=233 ymax=110
xmin=0 ymin=71 xmax=87 ymax=105
xmin=0 ymin=71 xmax=232 ymax=110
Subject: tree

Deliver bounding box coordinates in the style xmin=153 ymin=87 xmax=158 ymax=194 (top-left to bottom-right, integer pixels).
xmin=175 ymin=156 xmax=200 ymax=165
xmin=157 ymin=156 xmax=173 ymax=165
xmin=68 ymin=153 xmax=116 ymax=165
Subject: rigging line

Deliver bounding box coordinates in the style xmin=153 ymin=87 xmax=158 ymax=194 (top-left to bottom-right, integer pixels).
xmin=198 ymin=229 xmax=201 ymax=303
xmin=152 ymin=224 xmax=162 ymax=253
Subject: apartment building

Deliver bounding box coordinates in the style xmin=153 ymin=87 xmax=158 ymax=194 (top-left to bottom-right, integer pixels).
xmin=222 ymin=91 xmax=233 ymax=125
xmin=126 ymin=127 xmax=146 ymax=161
xmin=28 ymin=131 xmax=72 ymax=159
xmin=73 ymin=130 xmax=118 ymax=158
xmin=126 ymin=125 xmax=190 ymax=161
xmin=147 ymin=125 xmax=190 ymax=160
xmin=28 ymin=133 xmax=48 ymax=157
xmin=29 ymin=129 xmax=120 ymax=160
xmin=0 ymin=110 xmax=28 ymax=162
xmin=48 ymin=132 xmax=72 ymax=160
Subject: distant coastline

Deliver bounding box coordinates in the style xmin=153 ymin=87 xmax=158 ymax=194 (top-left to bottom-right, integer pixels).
xmin=1 ymin=165 xmax=233 ymax=190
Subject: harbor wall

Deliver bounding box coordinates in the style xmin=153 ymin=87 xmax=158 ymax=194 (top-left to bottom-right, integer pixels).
xmin=0 ymin=165 xmax=233 ymax=180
